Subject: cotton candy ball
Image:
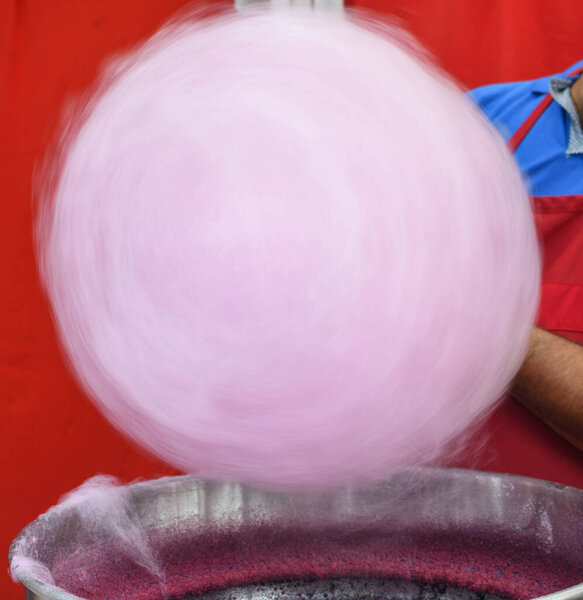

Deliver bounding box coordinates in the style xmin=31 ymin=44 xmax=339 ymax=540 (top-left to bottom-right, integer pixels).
xmin=39 ymin=7 xmax=540 ymax=490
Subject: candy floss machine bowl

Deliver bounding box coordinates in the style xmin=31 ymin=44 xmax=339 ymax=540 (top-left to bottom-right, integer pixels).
xmin=9 ymin=468 xmax=583 ymax=600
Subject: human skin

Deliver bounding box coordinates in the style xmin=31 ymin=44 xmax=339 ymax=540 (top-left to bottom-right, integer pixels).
xmin=570 ymin=73 xmax=583 ymax=120
xmin=513 ymin=327 xmax=583 ymax=451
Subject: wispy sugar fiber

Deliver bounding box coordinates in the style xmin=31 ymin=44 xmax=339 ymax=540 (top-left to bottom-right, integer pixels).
xmin=10 ymin=476 xmax=166 ymax=597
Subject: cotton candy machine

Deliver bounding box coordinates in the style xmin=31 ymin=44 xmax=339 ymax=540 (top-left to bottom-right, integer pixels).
xmin=9 ymin=468 xmax=583 ymax=600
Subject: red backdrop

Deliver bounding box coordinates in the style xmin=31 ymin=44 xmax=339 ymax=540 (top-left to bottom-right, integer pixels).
xmin=1 ymin=2 xmax=582 ymax=599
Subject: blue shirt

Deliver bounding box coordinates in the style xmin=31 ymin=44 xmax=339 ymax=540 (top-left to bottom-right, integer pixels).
xmin=468 ymin=60 xmax=583 ymax=197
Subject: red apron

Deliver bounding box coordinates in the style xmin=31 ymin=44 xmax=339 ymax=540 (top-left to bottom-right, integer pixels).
xmin=508 ymin=65 xmax=583 ymax=346
xmin=458 ymin=70 xmax=583 ymax=487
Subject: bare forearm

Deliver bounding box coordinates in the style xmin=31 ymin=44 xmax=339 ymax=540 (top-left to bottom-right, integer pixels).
xmin=511 ymin=327 xmax=583 ymax=451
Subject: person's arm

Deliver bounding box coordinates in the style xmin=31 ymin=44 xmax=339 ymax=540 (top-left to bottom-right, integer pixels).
xmin=511 ymin=327 xmax=583 ymax=451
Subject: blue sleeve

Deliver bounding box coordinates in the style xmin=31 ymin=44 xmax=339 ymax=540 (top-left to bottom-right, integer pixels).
xmin=466 ymin=81 xmax=538 ymax=142
xmin=468 ymin=83 xmax=514 ymax=118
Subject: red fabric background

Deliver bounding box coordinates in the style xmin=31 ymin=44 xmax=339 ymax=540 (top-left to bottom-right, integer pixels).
xmin=1 ymin=2 xmax=582 ymax=599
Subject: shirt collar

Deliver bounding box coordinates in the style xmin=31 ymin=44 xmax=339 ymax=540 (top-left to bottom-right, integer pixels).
xmin=549 ymin=76 xmax=583 ymax=156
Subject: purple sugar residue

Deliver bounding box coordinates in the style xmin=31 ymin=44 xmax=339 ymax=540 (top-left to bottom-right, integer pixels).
xmin=51 ymin=521 xmax=583 ymax=600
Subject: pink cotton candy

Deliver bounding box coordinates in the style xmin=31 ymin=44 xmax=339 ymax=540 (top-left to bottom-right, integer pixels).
xmin=38 ymin=7 xmax=540 ymax=490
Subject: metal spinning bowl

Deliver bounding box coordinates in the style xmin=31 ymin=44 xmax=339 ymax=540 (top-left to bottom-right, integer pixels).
xmin=9 ymin=468 xmax=583 ymax=600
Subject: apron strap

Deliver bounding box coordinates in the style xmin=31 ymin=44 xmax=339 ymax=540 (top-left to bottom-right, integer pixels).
xmin=507 ymin=65 xmax=583 ymax=153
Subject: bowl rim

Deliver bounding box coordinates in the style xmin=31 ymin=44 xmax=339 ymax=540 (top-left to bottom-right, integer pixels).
xmin=9 ymin=467 xmax=583 ymax=600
